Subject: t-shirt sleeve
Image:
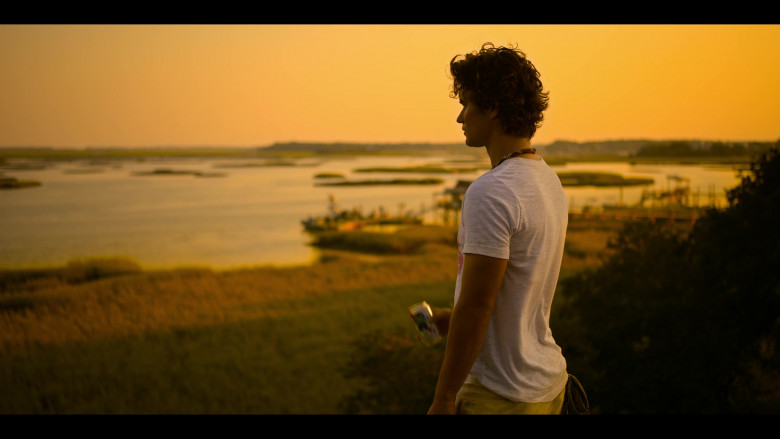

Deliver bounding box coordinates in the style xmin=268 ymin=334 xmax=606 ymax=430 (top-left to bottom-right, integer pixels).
xmin=460 ymin=176 xmax=520 ymax=260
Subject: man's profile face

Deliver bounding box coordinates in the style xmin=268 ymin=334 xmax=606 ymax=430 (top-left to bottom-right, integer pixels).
xmin=456 ymin=92 xmax=497 ymax=148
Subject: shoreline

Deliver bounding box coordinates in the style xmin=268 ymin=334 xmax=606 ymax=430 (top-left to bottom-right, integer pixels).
xmin=0 ymin=213 xmax=699 ymax=275
xmin=0 ymin=217 xmax=636 ymax=276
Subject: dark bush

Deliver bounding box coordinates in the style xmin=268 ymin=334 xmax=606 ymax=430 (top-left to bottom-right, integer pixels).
xmin=554 ymin=144 xmax=780 ymax=413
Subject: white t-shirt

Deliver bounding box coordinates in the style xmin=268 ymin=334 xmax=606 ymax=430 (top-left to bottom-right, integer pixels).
xmin=454 ymin=156 xmax=569 ymax=403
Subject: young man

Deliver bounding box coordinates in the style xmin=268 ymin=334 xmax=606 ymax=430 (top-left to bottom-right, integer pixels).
xmin=427 ymin=43 xmax=569 ymax=415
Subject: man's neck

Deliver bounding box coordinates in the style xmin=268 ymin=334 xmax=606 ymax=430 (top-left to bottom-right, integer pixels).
xmin=485 ymin=134 xmax=535 ymax=168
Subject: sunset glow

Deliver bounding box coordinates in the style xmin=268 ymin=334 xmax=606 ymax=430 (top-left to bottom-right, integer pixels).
xmin=1 ymin=24 xmax=778 ymax=148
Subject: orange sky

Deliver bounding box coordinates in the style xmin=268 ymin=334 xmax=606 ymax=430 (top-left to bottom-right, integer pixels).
xmin=1 ymin=24 xmax=778 ymax=148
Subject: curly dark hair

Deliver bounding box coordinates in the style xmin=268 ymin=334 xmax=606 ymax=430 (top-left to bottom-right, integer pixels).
xmin=450 ymin=43 xmax=549 ymax=139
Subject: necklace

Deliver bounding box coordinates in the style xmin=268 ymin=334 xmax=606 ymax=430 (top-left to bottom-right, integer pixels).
xmin=493 ymin=148 xmax=537 ymax=169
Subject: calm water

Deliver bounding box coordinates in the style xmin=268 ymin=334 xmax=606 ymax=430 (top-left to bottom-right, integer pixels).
xmin=0 ymin=154 xmax=743 ymax=270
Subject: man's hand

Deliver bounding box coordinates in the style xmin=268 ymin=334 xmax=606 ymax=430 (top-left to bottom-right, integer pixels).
xmin=430 ymin=307 xmax=452 ymax=337
xmin=427 ymin=398 xmax=457 ymax=415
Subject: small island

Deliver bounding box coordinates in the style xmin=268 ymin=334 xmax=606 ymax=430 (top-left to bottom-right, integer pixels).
xmin=313 ymin=173 xmax=346 ymax=179
xmin=213 ymin=160 xmax=297 ymax=168
xmin=315 ymin=178 xmax=444 ymax=187
xmin=63 ymin=168 xmax=105 ymax=175
xmin=131 ymin=169 xmax=226 ymax=178
xmin=354 ymin=165 xmax=480 ymax=174
xmin=556 ymin=171 xmax=654 ymax=187
xmin=0 ymin=177 xmax=42 ymax=189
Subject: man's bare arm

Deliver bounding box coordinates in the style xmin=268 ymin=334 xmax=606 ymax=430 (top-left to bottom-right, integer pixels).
xmin=428 ymin=252 xmax=507 ymax=414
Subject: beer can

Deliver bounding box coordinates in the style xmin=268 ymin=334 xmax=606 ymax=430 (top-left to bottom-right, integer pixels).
xmin=409 ymin=301 xmax=441 ymax=346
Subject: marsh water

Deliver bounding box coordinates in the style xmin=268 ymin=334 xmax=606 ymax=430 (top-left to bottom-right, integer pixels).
xmin=0 ymin=154 xmax=744 ymax=270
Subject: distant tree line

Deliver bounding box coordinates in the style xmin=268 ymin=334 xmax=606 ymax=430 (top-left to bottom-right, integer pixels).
xmin=261 ymin=142 xmax=466 ymax=154
xmin=633 ymin=140 xmax=775 ymax=157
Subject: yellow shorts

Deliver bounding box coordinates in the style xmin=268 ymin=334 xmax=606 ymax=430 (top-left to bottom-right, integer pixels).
xmin=455 ymin=378 xmax=565 ymax=415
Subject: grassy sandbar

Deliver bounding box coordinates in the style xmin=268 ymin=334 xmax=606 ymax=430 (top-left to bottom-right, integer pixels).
xmin=0 ymin=177 xmax=41 ymax=189
xmin=556 ymin=171 xmax=654 ymax=187
xmin=315 ymin=178 xmax=444 ymax=186
xmin=354 ymin=165 xmax=480 ymax=174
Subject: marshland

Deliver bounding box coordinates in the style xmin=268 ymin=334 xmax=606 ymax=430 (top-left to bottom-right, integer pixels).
xmin=1 ymin=140 xmax=774 ymax=413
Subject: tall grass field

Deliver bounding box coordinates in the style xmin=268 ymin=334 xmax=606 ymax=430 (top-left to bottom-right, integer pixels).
xmin=0 ymin=222 xmax=617 ymax=414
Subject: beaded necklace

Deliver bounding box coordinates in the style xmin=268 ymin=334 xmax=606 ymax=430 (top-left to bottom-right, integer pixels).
xmin=493 ymin=148 xmax=537 ymax=169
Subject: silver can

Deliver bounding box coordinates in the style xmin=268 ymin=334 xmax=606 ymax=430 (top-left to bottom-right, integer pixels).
xmin=409 ymin=301 xmax=441 ymax=346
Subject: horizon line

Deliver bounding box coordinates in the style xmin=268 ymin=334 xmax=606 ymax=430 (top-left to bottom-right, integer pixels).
xmin=2 ymin=137 xmax=778 ymax=151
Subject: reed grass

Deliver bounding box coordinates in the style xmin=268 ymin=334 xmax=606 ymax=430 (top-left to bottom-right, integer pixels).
xmin=0 ymin=231 xmax=459 ymax=413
